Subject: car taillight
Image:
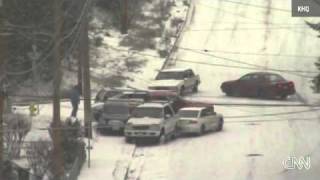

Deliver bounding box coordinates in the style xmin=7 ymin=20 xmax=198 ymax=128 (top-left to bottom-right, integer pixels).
xmin=288 ymin=81 xmax=294 ymax=87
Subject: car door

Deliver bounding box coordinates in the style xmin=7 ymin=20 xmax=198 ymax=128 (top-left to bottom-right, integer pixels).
xmin=207 ymin=107 xmax=219 ymax=130
xmin=238 ymin=74 xmax=259 ymax=96
xmin=199 ymin=109 xmax=210 ymax=130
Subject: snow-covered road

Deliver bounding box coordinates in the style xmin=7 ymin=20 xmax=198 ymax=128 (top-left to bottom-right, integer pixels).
xmin=79 ymin=0 xmax=320 ymax=180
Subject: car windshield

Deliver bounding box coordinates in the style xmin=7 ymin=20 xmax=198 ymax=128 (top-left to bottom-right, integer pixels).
xmin=156 ymin=72 xmax=184 ymax=80
xmin=104 ymin=104 xmax=129 ymax=115
xmin=178 ymin=110 xmax=199 ymax=118
xmin=132 ymin=107 xmax=163 ymax=118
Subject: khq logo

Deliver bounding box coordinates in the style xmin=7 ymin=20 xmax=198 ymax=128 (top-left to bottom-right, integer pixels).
xmin=283 ymin=156 xmax=311 ymax=170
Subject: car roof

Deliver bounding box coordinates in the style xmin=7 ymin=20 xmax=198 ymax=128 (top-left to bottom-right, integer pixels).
xmin=160 ymin=68 xmax=190 ymax=72
xmin=138 ymin=103 xmax=167 ymax=108
xmin=179 ymin=107 xmax=206 ymax=111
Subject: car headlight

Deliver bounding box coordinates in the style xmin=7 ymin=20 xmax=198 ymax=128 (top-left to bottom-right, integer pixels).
xmin=150 ymin=124 xmax=160 ymax=130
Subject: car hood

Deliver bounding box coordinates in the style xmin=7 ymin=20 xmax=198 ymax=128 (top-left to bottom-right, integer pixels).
xmin=149 ymin=80 xmax=183 ymax=87
xmin=128 ymin=117 xmax=162 ymax=125
xmin=179 ymin=117 xmax=198 ymax=121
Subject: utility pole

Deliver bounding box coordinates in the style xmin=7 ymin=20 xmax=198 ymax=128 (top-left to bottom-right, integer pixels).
xmin=121 ymin=0 xmax=128 ymax=34
xmin=0 ymin=91 xmax=4 ymax=164
xmin=81 ymin=6 xmax=92 ymax=138
xmin=51 ymin=0 xmax=64 ymax=179
xmin=0 ymin=0 xmax=6 ymax=165
xmin=80 ymin=0 xmax=93 ymax=167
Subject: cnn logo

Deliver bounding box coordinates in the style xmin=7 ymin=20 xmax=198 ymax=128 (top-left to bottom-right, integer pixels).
xmin=283 ymin=156 xmax=311 ymax=170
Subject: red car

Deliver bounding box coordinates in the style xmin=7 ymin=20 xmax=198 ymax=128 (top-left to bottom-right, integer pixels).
xmin=220 ymin=72 xmax=295 ymax=99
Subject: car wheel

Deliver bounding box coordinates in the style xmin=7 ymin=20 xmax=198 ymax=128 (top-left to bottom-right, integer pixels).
xmin=171 ymin=125 xmax=178 ymax=140
xmin=125 ymin=137 xmax=133 ymax=143
xmin=280 ymin=94 xmax=288 ymax=100
xmin=217 ymin=118 xmax=224 ymax=131
xmin=156 ymin=129 xmax=166 ymax=144
xmin=179 ymin=86 xmax=185 ymax=96
xmin=228 ymin=88 xmax=239 ymax=97
xmin=192 ymin=82 xmax=199 ymax=93
xmin=198 ymin=125 xmax=205 ymax=135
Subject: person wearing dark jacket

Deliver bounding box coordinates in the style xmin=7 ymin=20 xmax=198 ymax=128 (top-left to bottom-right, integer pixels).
xmin=70 ymin=84 xmax=81 ymax=117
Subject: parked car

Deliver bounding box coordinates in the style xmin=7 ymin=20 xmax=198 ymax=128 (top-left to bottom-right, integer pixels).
xmin=124 ymin=102 xmax=179 ymax=143
xmin=148 ymin=68 xmax=200 ymax=95
xmin=220 ymin=72 xmax=295 ymax=99
xmin=177 ymin=106 xmax=223 ymax=135
xmin=93 ymin=89 xmax=149 ymax=121
xmin=97 ymin=101 xmax=131 ymax=133
xmin=94 ymin=87 xmax=131 ymax=103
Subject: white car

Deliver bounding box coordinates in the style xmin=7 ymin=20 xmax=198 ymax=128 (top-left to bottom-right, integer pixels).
xmin=148 ymin=68 xmax=200 ymax=96
xmin=124 ymin=102 xmax=178 ymax=143
xmin=177 ymin=106 xmax=223 ymax=135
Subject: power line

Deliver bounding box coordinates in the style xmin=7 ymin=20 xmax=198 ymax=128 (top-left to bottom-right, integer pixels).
xmin=224 ymin=108 xmax=320 ymax=118
xmin=178 ymin=46 xmax=319 ymax=59
xmin=185 ymin=26 xmax=311 ymax=32
xmin=5 ymin=0 xmax=91 ymax=76
xmin=225 ymin=117 xmax=319 ymax=123
xmin=177 ymin=46 xmax=318 ymax=74
xmin=7 ymin=93 xmax=320 ymax=108
xmin=106 ymin=45 xmax=315 ymax=78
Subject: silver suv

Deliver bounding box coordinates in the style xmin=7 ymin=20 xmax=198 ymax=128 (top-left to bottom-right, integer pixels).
xmin=124 ymin=102 xmax=178 ymax=143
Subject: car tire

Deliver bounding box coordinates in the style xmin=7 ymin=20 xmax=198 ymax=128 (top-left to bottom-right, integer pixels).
xmin=227 ymin=88 xmax=238 ymax=97
xmin=156 ymin=129 xmax=166 ymax=144
xmin=192 ymin=82 xmax=199 ymax=93
xmin=198 ymin=125 xmax=205 ymax=135
xmin=125 ymin=137 xmax=133 ymax=143
xmin=179 ymin=86 xmax=185 ymax=96
xmin=171 ymin=125 xmax=178 ymax=140
xmin=280 ymin=94 xmax=288 ymax=100
xmin=217 ymin=118 xmax=224 ymax=131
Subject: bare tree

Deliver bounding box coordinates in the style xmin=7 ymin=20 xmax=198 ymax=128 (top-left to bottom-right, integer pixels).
xmin=26 ymin=140 xmax=53 ymax=180
xmin=3 ymin=113 xmax=31 ymax=159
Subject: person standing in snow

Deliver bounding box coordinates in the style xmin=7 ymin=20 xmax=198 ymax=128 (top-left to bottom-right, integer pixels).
xmin=70 ymin=84 xmax=81 ymax=118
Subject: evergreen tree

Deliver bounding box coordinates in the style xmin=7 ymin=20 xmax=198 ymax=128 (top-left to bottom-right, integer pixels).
xmin=306 ymin=21 xmax=320 ymax=93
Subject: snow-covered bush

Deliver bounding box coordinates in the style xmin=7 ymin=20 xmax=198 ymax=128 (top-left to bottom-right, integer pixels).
xmin=3 ymin=113 xmax=31 ymax=159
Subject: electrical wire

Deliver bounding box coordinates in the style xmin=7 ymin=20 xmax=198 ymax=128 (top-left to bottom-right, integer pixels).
xmin=178 ymin=46 xmax=319 ymax=59
xmin=107 ymin=46 xmax=315 ymax=78
xmin=177 ymin=46 xmax=318 ymax=74
xmin=224 ymin=108 xmax=320 ymax=118
xmin=5 ymin=0 xmax=91 ymax=76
